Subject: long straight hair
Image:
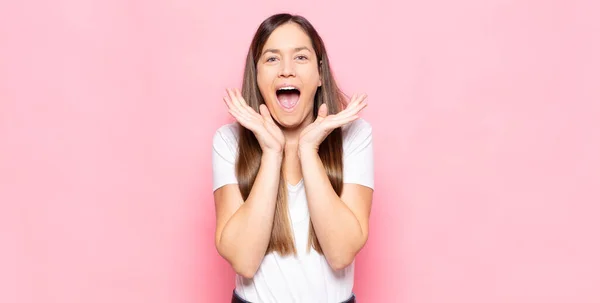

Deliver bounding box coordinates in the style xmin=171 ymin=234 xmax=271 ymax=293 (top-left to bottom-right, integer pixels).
xmin=236 ymin=13 xmax=345 ymax=256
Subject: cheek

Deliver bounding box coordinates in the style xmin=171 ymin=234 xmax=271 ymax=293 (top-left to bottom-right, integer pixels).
xmin=301 ymin=72 xmax=321 ymax=98
xmin=256 ymin=69 xmax=276 ymax=93
xmin=256 ymin=70 xmax=267 ymax=89
xmin=300 ymin=66 xmax=321 ymax=86
xmin=255 ymin=74 xmax=278 ymax=111
xmin=255 ymin=74 xmax=270 ymax=98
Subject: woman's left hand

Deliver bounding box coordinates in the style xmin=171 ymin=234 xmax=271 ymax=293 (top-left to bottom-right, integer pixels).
xmin=298 ymin=93 xmax=368 ymax=153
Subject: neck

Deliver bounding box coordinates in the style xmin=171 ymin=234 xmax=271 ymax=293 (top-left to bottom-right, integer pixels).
xmin=281 ymin=115 xmax=314 ymax=145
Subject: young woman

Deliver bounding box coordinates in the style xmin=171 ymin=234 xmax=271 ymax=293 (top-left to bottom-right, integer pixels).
xmin=212 ymin=13 xmax=374 ymax=303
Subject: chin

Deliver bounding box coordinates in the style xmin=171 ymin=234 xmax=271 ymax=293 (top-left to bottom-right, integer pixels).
xmin=275 ymin=117 xmax=303 ymax=129
xmin=270 ymin=109 xmax=308 ymax=129
xmin=273 ymin=95 xmax=317 ymax=127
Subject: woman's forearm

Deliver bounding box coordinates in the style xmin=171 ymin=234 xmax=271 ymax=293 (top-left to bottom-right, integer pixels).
xmin=217 ymin=152 xmax=282 ymax=278
xmin=299 ymin=148 xmax=366 ymax=270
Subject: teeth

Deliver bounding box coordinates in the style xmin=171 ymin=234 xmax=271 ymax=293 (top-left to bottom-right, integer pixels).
xmin=278 ymin=86 xmax=297 ymax=91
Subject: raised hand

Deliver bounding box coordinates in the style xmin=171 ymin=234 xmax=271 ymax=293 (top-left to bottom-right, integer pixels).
xmin=298 ymin=93 xmax=368 ymax=152
xmin=223 ymin=88 xmax=285 ymax=155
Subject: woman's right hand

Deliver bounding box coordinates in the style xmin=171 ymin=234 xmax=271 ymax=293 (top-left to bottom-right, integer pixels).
xmin=224 ymin=88 xmax=285 ymax=155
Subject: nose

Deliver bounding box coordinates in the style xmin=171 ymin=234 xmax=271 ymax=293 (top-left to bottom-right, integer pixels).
xmin=278 ymin=58 xmax=295 ymax=77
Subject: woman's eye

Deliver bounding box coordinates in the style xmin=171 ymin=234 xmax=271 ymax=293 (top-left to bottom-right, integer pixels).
xmin=266 ymin=57 xmax=278 ymax=62
xmin=296 ymin=55 xmax=308 ymax=60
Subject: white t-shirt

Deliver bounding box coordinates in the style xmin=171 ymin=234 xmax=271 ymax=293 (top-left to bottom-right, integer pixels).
xmin=211 ymin=118 xmax=374 ymax=303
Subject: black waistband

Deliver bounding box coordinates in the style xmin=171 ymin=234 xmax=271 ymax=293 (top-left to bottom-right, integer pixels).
xmin=231 ymin=290 xmax=356 ymax=303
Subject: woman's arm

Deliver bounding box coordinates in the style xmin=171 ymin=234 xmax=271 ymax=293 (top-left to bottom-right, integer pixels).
xmin=214 ymin=89 xmax=286 ymax=279
xmin=299 ymin=148 xmax=373 ymax=270
xmin=214 ymin=151 xmax=282 ymax=279
xmin=296 ymin=93 xmax=372 ymax=270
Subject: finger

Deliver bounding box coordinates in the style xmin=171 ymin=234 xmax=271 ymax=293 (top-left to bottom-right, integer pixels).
xmin=234 ymin=89 xmax=264 ymax=120
xmin=234 ymin=88 xmax=248 ymax=106
xmin=223 ymin=95 xmax=233 ymax=109
xmin=228 ymin=107 xmax=259 ymax=132
xmin=226 ymin=88 xmax=235 ymax=103
xmin=226 ymin=89 xmax=239 ymax=110
xmin=341 ymin=93 xmax=351 ymax=106
xmin=227 ymin=107 xmax=244 ymax=123
xmin=335 ymin=103 xmax=366 ymax=122
xmin=329 ymin=100 xmax=366 ymax=124
xmin=344 ymin=93 xmax=357 ymax=109
xmin=329 ymin=102 xmax=356 ymax=120
xmin=229 ymin=89 xmax=257 ymax=120
xmin=247 ymin=105 xmax=263 ymax=120
xmin=225 ymin=96 xmax=245 ymax=119
xmin=337 ymin=94 xmax=357 ymax=116
xmin=338 ymin=114 xmax=360 ymax=125
xmin=224 ymin=95 xmax=241 ymax=115
xmin=313 ymin=103 xmax=328 ymax=123
xmin=318 ymin=103 xmax=328 ymax=118
xmin=235 ymin=89 xmax=256 ymax=115
xmin=346 ymin=93 xmax=366 ymax=110
xmin=354 ymin=93 xmax=367 ymax=105
xmin=346 ymin=95 xmax=368 ymax=114
xmin=228 ymin=89 xmax=245 ymax=111
xmin=339 ymin=94 xmax=367 ymax=116
xmin=325 ymin=114 xmax=360 ymax=129
xmin=259 ymin=104 xmax=275 ymax=123
xmin=223 ymin=96 xmax=242 ymax=117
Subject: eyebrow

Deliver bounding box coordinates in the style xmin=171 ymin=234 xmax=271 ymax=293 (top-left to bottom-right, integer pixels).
xmin=261 ymin=46 xmax=312 ymax=56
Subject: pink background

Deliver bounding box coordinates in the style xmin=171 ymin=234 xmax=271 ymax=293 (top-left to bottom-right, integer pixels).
xmin=1 ymin=0 xmax=599 ymax=302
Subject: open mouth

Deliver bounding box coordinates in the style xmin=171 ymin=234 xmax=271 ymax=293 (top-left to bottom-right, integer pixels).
xmin=275 ymin=86 xmax=301 ymax=111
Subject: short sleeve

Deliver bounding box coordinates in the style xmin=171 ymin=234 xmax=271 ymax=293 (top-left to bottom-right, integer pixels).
xmin=212 ymin=124 xmax=239 ymax=191
xmin=342 ymin=119 xmax=375 ymax=190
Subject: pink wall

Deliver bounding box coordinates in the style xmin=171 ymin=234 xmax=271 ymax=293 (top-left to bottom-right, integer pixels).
xmin=1 ymin=0 xmax=599 ymax=302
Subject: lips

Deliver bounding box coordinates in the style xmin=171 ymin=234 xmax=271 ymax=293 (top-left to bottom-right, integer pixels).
xmin=275 ymin=85 xmax=301 ymax=111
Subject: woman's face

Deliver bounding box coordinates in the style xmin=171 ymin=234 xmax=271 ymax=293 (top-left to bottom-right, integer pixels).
xmin=256 ymin=22 xmax=321 ymax=130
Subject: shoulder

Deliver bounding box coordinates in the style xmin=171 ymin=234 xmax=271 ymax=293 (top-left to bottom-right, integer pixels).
xmin=342 ymin=118 xmax=373 ymax=150
xmin=212 ymin=122 xmax=240 ymax=154
xmin=342 ymin=118 xmax=372 ymax=138
xmin=214 ymin=122 xmax=239 ymax=139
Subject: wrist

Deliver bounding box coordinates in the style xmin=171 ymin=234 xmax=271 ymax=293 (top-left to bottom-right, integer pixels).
xmin=298 ymin=145 xmax=319 ymax=158
xmin=262 ymin=150 xmax=283 ymax=162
